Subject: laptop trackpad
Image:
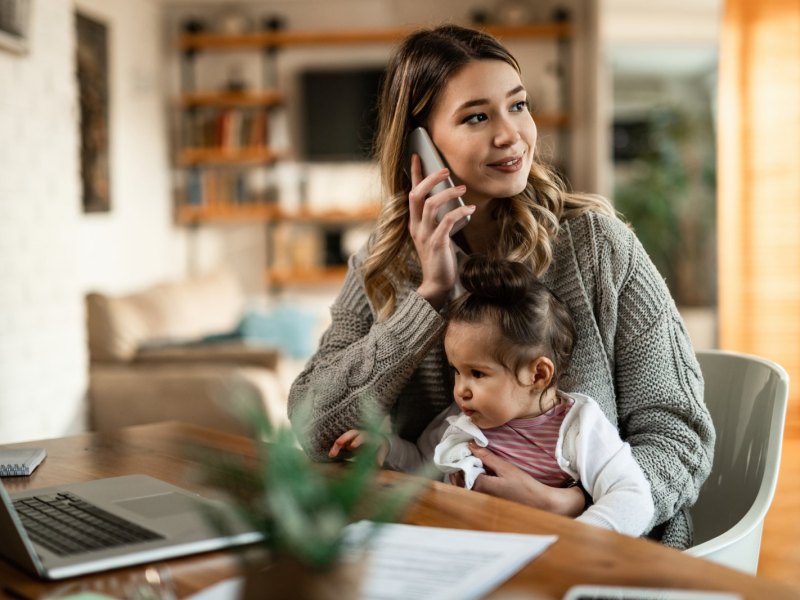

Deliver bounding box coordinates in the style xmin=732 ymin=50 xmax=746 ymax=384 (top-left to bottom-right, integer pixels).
xmin=115 ymin=492 xmax=195 ymax=519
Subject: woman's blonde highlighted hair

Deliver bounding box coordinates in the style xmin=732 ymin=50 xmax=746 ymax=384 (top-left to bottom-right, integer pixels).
xmin=364 ymin=25 xmax=615 ymax=320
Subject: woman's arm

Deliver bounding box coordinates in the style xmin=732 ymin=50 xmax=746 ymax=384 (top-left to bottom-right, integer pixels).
xmin=382 ymin=435 xmax=427 ymax=472
xmin=292 ymin=158 xmax=471 ymax=461
xmin=288 ymin=252 xmax=447 ymax=460
xmin=610 ymin=224 xmax=715 ymax=541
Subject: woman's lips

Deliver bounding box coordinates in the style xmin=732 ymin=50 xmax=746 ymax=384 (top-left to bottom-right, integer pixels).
xmin=488 ymin=156 xmax=524 ymax=172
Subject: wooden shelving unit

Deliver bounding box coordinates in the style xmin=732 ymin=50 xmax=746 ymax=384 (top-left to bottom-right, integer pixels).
xmin=177 ymin=203 xmax=379 ymax=225
xmin=265 ymin=265 xmax=351 ymax=287
xmin=177 ymin=203 xmax=280 ymax=224
xmin=178 ymin=147 xmax=282 ymax=167
xmin=531 ymin=111 xmax=571 ymax=129
xmin=179 ymin=90 xmax=284 ymax=108
xmin=178 ymin=23 xmax=572 ymax=51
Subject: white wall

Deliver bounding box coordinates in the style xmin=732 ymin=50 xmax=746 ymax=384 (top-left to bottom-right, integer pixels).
xmin=0 ymin=0 xmax=189 ymax=443
xmin=77 ymin=0 xmax=187 ymax=294
xmin=0 ymin=1 xmax=86 ymax=443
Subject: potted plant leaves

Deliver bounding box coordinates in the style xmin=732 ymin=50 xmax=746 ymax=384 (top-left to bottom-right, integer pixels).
xmin=196 ymin=396 xmax=424 ymax=600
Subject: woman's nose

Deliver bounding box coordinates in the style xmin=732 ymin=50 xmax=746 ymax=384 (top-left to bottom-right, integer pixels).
xmin=493 ymin=116 xmax=520 ymax=147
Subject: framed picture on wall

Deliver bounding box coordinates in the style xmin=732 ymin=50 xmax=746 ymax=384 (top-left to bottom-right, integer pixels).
xmin=0 ymin=0 xmax=31 ymax=54
xmin=76 ymin=11 xmax=111 ymax=213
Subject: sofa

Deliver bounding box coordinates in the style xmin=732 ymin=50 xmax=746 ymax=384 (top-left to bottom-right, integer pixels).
xmin=86 ymin=268 xmax=289 ymax=435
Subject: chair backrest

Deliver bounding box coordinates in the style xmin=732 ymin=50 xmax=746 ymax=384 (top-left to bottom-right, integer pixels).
xmin=685 ymin=350 xmax=789 ymax=573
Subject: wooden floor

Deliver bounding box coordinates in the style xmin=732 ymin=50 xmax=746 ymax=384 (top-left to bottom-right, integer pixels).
xmin=757 ymin=401 xmax=800 ymax=585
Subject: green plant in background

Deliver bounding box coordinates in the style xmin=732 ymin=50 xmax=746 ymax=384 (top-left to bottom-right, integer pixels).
xmin=613 ymin=105 xmax=716 ymax=307
xmin=197 ymin=396 xmax=425 ymax=570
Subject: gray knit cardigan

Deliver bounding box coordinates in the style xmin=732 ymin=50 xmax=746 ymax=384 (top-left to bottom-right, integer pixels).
xmin=288 ymin=211 xmax=715 ymax=548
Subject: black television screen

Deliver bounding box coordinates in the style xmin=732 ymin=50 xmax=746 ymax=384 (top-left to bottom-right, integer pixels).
xmin=612 ymin=118 xmax=654 ymax=162
xmin=300 ymin=66 xmax=385 ymax=162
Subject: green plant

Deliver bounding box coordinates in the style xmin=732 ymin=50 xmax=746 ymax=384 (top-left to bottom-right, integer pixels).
xmin=197 ymin=397 xmax=424 ymax=570
xmin=613 ymin=106 xmax=716 ymax=306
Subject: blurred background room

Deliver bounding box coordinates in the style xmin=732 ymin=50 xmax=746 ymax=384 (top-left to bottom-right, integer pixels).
xmin=0 ymin=0 xmax=798 ymax=584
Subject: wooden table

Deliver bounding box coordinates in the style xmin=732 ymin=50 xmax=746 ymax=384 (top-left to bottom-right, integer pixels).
xmin=2 ymin=422 xmax=799 ymax=599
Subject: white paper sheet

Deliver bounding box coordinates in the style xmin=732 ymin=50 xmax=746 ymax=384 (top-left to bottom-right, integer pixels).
xmin=348 ymin=522 xmax=556 ymax=600
xmin=187 ymin=523 xmax=556 ymax=600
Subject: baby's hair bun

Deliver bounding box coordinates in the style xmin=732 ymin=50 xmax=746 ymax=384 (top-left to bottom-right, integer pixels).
xmin=460 ymin=256 xmax=534 ymax=305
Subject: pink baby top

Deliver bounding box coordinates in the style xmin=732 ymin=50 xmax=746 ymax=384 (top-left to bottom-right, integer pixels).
xmin=481 ymin=397 xmax=575 ymax=487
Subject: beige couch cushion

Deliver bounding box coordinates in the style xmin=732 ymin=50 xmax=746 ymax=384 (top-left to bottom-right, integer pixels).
xmin=87 ymin=269 xmax=245 ymax=362
xmin=134 ymin=343 xmax=280 ymax=370
xmin=89 ymin=363 xmax=288 ymax=434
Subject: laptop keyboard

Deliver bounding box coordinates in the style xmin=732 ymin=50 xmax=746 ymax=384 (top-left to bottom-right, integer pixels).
xmin=13 ymin=491 xmax=164 ymax=556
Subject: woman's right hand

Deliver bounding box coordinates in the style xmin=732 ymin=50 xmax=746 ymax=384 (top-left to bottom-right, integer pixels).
xmin=408 ymin=154 xmax=475 ymax=310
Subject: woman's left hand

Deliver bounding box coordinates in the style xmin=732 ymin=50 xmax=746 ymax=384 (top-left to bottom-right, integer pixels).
xmin=465 ymin=443 xmax=586 ymax=517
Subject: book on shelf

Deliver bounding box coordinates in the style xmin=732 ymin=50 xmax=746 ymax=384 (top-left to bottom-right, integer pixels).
xmin=182 ymin=107 xmax=270 ymax=151
xmin=0 ymin=447 xmax=47 ymax=477
xmin=185 ymin=169 xmax=264 ymax=207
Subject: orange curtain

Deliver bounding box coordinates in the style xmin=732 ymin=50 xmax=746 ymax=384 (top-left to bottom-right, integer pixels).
xmin=717 ymin=0 xmax=800 ymax=404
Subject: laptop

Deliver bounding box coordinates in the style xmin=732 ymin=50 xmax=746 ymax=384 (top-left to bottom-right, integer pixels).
xmin=0 ymin=474 xmax=263 ymax=580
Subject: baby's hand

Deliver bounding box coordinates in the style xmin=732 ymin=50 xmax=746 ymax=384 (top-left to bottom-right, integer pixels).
xmin=328 ymin=429 xmax=388 ymax=466
xmin=329 ymin=430 xmax=366 ymax=459
xmin=467 ymin=442 xmax=584 ymax=517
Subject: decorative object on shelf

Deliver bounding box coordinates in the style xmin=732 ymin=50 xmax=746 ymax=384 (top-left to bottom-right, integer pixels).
xmin=225 ymin=63 xmax=248 ymax=93
xmin=0 ymin=0 xmax=31 ymax=54
xmin=552 ymin=5 xmax=571 ymax=23
xmin=533 ymin=61 xmax=564 ymax=114
xmin=494 ymin=0 xmax=533 ymax=25
xmin=215 ymin=7 xmax=252 ymax=35
xmin=469 ymin=9 xmax=490 ymax=25
xmin=196 ymin=398 xmax=426 ymax=599
xmin=181 ymin=17 xmax=205 ymax=35
xmin=76 ymin=11 xmax=111 ymax=213
xmin=261 ymin=14 xmax=287 ymax=33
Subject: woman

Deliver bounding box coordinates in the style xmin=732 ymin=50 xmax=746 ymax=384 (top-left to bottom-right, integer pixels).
xmin=288 ymin=24 xmax=714 ymax=548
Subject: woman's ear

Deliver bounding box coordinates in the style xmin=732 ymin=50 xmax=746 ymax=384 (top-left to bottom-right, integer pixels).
xmin=527 ymin=356 xmax=555 ymax=390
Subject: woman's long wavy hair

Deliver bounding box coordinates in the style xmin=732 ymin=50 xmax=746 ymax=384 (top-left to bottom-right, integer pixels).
xmin=364 ymin=24 xmax=615 ymax=320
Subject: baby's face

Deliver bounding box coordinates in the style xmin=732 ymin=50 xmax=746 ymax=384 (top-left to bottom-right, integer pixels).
xmin=444 ymin=320 xmax=538 ymax=429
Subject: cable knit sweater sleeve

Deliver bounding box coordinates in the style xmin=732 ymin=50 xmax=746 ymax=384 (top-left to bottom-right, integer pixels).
xmin=586 ymin=213 xmax=716 ymax=547
xmin=287 ymin=249 xmax=447 ymax=460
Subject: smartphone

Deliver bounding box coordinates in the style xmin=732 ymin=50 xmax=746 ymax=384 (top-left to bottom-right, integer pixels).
xmin=408 ymin=127 xmax=470 ymax=235
xmin=562 ymin=586 xmax=742 ymax=600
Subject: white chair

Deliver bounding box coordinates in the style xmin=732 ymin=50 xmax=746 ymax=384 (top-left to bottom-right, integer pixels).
xmin=684 ymin=350 xmax=789 ymax=574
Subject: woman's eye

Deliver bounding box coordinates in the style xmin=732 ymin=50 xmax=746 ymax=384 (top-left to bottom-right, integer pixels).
xmin=463 ymin=113 xmax=488 ymax=125
xmin=511 ymin=99 xmax=530 ymax=112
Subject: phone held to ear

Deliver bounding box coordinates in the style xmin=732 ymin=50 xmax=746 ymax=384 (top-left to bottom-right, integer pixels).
xmin=408 ymin=127 xmax=470 ymax=235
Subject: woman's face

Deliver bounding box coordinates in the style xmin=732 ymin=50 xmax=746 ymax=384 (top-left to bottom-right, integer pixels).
xmin=427 ymin=59 xmax=537 ymax=207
